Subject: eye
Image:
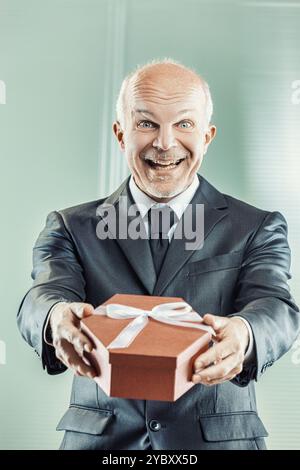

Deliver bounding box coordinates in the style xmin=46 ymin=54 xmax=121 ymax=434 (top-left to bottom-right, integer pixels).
xmin=178 ymin=120 xmax=193 ymax=129
xmin=137 ymin=120 xmax=156 ymax=129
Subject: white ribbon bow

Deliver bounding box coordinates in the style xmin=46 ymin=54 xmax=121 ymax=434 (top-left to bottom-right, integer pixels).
xmin=94 ymin=301 xmax=215 ymax=349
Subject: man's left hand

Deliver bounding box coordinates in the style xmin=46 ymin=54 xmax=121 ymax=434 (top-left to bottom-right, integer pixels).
xmin=192 ymin=314 xmax=250 ymax=386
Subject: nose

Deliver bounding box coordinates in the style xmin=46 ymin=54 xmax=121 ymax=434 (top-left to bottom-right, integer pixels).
xmin=152 ymin=125 xmax=177 ymax=152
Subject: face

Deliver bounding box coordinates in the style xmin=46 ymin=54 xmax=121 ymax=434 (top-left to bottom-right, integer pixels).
xmin=113 ymin=66 xmax=216 ymax=202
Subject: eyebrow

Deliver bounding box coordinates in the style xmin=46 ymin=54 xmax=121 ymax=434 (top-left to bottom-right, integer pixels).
xmin=134 ymin=108 xmax=196 ymax=118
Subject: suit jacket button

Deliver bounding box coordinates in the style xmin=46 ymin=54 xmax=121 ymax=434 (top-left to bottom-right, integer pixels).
xmin=149 ymin=420 xmax=161 ymax=431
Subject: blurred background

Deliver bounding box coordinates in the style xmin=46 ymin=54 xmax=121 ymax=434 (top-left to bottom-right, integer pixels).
xmin=0 ymin=0 xmax=299 ymax=450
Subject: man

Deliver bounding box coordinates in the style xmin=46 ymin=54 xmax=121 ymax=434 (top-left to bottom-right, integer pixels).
xmin=17 ymin=58 xmax=300 ymax=450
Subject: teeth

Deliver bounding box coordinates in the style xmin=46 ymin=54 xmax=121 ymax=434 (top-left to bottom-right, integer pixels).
xmin=146 ymin=159 xmax=182 ymax=166
xmin=154 ymin=160 xmax=174 ymax=165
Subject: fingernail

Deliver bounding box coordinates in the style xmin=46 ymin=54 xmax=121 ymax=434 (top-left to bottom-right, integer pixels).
xmin=74 ymin=305 xmax=84 ymax=317
xmin=192 ymin=374 xmax=201 ymax=382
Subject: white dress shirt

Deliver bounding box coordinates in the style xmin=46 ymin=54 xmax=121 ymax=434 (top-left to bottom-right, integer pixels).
xmin=129 ymin=173 xmax=200 ymax=241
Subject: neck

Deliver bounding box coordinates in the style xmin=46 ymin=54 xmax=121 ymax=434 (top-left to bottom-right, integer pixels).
xmin=133 ymin=177 xmax=195 ymax=203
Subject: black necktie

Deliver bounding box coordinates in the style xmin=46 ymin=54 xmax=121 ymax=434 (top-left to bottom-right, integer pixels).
xmin=148 ymin=205 xmax=176 ymax=276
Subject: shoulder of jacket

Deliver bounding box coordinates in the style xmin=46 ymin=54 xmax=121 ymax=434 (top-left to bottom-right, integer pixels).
xmin=58 ymin=198 xmax=106 ymax=216
xmin=223 ymin=193 xmax=270 ymax=220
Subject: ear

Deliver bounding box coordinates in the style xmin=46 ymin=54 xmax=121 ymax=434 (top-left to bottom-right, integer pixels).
xmin=112 ymin=121 xmax=125 ymax=151
xmin=203 ymin=125 xmax=217 ymax=155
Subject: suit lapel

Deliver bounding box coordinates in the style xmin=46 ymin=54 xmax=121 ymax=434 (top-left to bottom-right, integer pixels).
xmin=97 ymin=177 xmax=157 ymax=294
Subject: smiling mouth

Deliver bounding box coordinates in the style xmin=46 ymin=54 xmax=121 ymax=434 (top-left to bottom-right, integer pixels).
xmin=144 ymin=158 xmax=186 ymax=170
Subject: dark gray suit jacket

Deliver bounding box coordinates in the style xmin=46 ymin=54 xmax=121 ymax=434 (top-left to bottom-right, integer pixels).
xmin=17 ymin=174 xmax=300 ymax=450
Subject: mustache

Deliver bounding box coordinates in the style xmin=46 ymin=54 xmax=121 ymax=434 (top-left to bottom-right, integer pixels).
xmin=141 ymin=149 xmax=189 ymax=162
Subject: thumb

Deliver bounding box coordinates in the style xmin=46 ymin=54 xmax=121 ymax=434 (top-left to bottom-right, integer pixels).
xmin=202 ymin=313 xmax=228 ymax=331
xmin=70 ymin=302 xmax=95 ymax=319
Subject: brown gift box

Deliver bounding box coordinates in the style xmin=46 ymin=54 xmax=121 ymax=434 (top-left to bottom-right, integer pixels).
xmin=81 ymin=293 xmax=212 ymax=402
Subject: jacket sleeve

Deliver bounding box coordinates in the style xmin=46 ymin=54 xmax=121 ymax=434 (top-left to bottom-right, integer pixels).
xmin=17 ymin=210 xmax=87 ymax=375
xmin=229 ymin=210 xmax=300 ymax=387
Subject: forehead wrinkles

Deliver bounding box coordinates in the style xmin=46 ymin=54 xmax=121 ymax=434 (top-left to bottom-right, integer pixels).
xmin=130 ymin=78 xmax=202 ymax=100
xmin=128 ymin=85 xmax=204 ymax=118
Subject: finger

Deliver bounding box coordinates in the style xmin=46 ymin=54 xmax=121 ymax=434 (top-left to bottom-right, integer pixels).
xmin=194 ymin=373 xmax=236 ymax=387
xmin=63 ymin=341 xmax=97 ymax=376
xmin=59 ymin=324 xmax=95 ymax=353
xmin=202 ymin=313 xmax=228 ymax=331
xmin=54 ymin=348 xmax=69 ymax=369
xmin=72 ymin=336 xmax=94 ymax=364
xmin=67 ymin=331 xmax=95 ymax=361
xmin=192 ymin=353 xmax=240 ymax=384
xmin=55 ymin=345 xmax=88 ymax=375
xmin=75 ymin=370 xmax=84 ymax=377
xmin=56 ymin=339 xmax=97 ymax=378
xmin=81 ymin=353 xmax=93 ymax=368
xmin=57 ymin=327 xmax=85 ymax=358
xmin=194 ymin=366 xmax=243 ymax=386
xmin=194 ymin=342 xmax=233 ymax=372
xmin=69 ymin=302 xmax=95 ymax=320
xmin=55 ymin=341 xmax=77 ymax=370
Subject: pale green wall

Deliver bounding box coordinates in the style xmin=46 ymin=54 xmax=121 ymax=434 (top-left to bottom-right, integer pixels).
xmin=0 ymin=0 xmax=109 ymax=450
xmin=0 ymin=0 xmax=299 ymax=449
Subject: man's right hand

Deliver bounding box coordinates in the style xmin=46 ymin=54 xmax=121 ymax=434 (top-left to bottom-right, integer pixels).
xmin=49 ymin=302 xmax=97 ymax=379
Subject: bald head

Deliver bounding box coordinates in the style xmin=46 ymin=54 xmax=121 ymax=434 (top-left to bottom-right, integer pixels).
xmin=116 ymin=58 xmax=213 ymax=129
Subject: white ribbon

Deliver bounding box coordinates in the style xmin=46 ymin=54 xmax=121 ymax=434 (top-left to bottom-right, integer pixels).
xmin=94 ymin=301 xmax=215 ymax=349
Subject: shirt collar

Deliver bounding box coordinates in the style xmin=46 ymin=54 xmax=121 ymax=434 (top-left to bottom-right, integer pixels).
xmin=128 ymin=173 xmax=200 ymax=221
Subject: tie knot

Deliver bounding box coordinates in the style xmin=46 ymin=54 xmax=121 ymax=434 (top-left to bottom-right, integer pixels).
xmin=148 ymin=205 xmax=177 ymax=239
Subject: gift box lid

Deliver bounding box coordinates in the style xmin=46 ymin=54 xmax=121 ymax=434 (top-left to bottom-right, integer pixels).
xmin=81 ymin=294 xmax=211 ymax=369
